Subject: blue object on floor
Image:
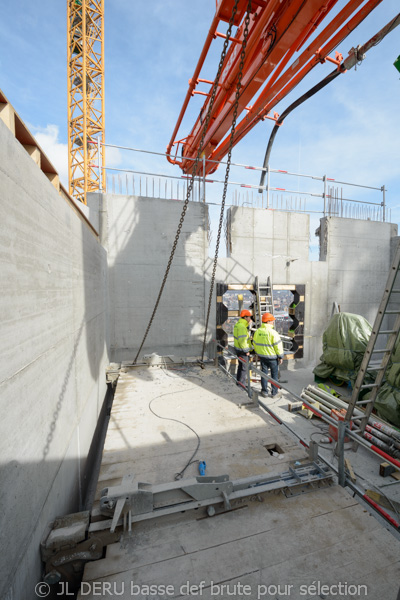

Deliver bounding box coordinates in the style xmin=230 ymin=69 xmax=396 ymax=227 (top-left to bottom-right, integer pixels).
xmin=199 ymin=461 xmax=206 ymax=476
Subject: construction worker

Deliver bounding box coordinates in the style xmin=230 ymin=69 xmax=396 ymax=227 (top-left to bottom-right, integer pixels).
xmin=233 ymin=309 xmax=253 ymax=388
xmin=253 ymin=313 xmax=284 ymax=398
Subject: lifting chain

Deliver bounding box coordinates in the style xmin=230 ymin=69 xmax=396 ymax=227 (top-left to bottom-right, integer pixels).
xmin=201 ymin=0 xmax=253 ymax=363
xmin=133 ymin=0 xmax=243 ymax=364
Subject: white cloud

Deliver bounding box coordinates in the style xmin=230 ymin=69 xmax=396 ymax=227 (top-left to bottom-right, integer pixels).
xmin=30 ymin=124 xmax=69 ymax=188
xmin=105 ymin=145 xmax=122 ymax=167
xmin=30 ymin=125 xmax=123 ymax=192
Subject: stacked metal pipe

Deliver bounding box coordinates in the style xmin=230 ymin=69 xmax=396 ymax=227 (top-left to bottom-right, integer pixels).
xmin=301 ymin=385 xmax=400 ymax=460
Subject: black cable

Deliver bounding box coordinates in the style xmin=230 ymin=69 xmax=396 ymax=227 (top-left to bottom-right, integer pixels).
xmin=258 ymin=67 xmax=341 ymax=191
xmin=310 ymin=430 xmax=334 ymax=448
xmin=148 ymin=372 xmax=204 ymax=480
xmin=257 ymin=12 xmax=400 ymax=193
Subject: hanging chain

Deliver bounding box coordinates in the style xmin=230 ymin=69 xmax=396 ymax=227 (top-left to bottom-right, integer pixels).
xmin=201 ymin=0 xmax=252 ymax=363
xmin=133 ymin=0 xmax=241 ymax=364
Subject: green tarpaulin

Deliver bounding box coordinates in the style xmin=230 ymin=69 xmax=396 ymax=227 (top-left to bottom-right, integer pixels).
xmin=313 ymin=312 xmax=400 ymax=428
xmin=374 ymin=337 xmax=400 ymax=427
xmin=313 ymin=312 xmax=372 ymax=385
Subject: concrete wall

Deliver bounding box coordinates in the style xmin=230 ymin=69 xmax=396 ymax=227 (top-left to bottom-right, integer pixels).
xmin=218 ymin=207 xmax=397 ymax=365
xmin=86 ymin=196 xmax=397 ymax=368
xmin=217 ymin=207 xmax=329 ymax=365
xmin=88 ymin=193 xmax=209 ymax=361
xmin=0 ymin=121 xmax=109 ymax=600
xmin=319 ymin=217 xmax=398 ymax=322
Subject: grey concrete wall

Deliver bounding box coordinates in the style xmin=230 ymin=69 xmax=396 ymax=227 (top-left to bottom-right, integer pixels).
xmin=86 ymin=196 xmax=397 ymax=369
xmin=88 ymin=193 xmax=209 ymax=361
xmin=319 ymin=217 xmax=398 ymax=322
xmin=217 ymin=207 xmax=328 ymax=365
xmin=0 ymin=120 xmax=109 ymax=600
xmin=218 ymin=207 xmax=397 ymax=366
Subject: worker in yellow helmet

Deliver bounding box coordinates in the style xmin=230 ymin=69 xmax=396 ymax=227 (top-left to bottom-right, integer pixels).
xmin=233 ymin=309 xmax=253 ymax=388
xmin=253 ymin=313 xmax=284 ymax=398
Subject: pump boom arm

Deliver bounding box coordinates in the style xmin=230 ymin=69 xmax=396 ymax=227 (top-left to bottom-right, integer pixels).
xmin=167 ymin=0 xmax=384 ymax=175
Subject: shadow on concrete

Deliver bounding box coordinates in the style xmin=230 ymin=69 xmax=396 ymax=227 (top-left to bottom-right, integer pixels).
xmin=103 ymin=195 xmax=212 ymax=366
xmin=0 ymin=381 xmax=113 ymax=600
xmin=42 ymin=321 xmax=85 ymax=460
xmin=40 ymin=364 xmax=400 ymax=599
xmin=7 ymin=361 xmax=400 ymax=600
xmin=1 ymin=205 xmax=109 ymax=599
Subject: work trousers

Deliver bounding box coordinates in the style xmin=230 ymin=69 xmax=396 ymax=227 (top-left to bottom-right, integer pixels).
xmin=235 ymin=349 xmax=248 ymax=387
xmin=259 ymin=356 xmax=279 ymax=396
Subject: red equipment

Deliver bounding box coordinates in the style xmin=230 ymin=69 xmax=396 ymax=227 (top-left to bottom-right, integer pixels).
xmin=167 ymin=0 xmax=383 ymax=175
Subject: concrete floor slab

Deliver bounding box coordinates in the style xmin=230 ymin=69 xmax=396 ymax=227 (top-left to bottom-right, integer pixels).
xmin=79 ymin=365 xmax=400 ymax=600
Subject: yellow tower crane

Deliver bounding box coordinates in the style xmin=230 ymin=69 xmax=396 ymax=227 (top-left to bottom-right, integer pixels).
xmin=67 ymin=0 xmax=105 ymax=204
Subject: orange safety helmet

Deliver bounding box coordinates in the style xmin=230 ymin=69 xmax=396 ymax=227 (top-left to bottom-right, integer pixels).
xmin=240 ymin=309 xmax=252 ymax=318
xmin=262 ymin=312 xmax=275 ymax=323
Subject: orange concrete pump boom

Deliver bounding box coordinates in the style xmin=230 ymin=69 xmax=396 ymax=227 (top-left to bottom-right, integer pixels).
xmin=166 ymin=0 xmax=384 ymax=176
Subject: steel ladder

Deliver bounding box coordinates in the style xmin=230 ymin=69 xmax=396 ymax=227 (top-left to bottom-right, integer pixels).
xmin=344 ymin=241 xmax=400 ymax=438
xmin=253 ymin=275 xmax=274 ymax=328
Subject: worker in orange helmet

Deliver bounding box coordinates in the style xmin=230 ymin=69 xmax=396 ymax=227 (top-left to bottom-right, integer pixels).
xmin=253 ymin=312 xmax=284 ymax=398
xmin=233 ymin=309 xmax=253 ymax=388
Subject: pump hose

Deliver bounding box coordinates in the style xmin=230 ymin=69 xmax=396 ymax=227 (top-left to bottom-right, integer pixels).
xmin=258 ymin=68 xmax=340 ymax=191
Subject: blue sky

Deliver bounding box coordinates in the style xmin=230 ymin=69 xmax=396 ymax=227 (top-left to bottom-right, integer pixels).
xmin=1 ymin=1 xmax=399 ymax=256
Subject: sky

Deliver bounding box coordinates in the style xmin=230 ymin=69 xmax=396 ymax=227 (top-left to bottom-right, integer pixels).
xmin=1 ymin=1 xmax=399 ymax=257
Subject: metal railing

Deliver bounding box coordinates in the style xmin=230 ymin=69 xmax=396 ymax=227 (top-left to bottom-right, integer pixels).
xmin=216 ymin=341 xmax=400 ymax=474
xmin=216 ymin=342 xmax=291 ymax=401
xmin=95 ymin=142 xmax=389 ymax=223
xmin=215 ymin=341 xmax=400 ymax=532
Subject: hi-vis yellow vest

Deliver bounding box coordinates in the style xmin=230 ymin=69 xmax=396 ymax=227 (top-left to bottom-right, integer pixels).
xmin=253 ymin=323 xmax=283 ymax=358
xmin=233 ymin=318 xmax=252 ymax=352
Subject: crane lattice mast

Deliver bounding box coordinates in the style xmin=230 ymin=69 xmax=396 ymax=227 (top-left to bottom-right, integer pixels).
xmin=67 ymin=0 xmax=105 ymax=204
